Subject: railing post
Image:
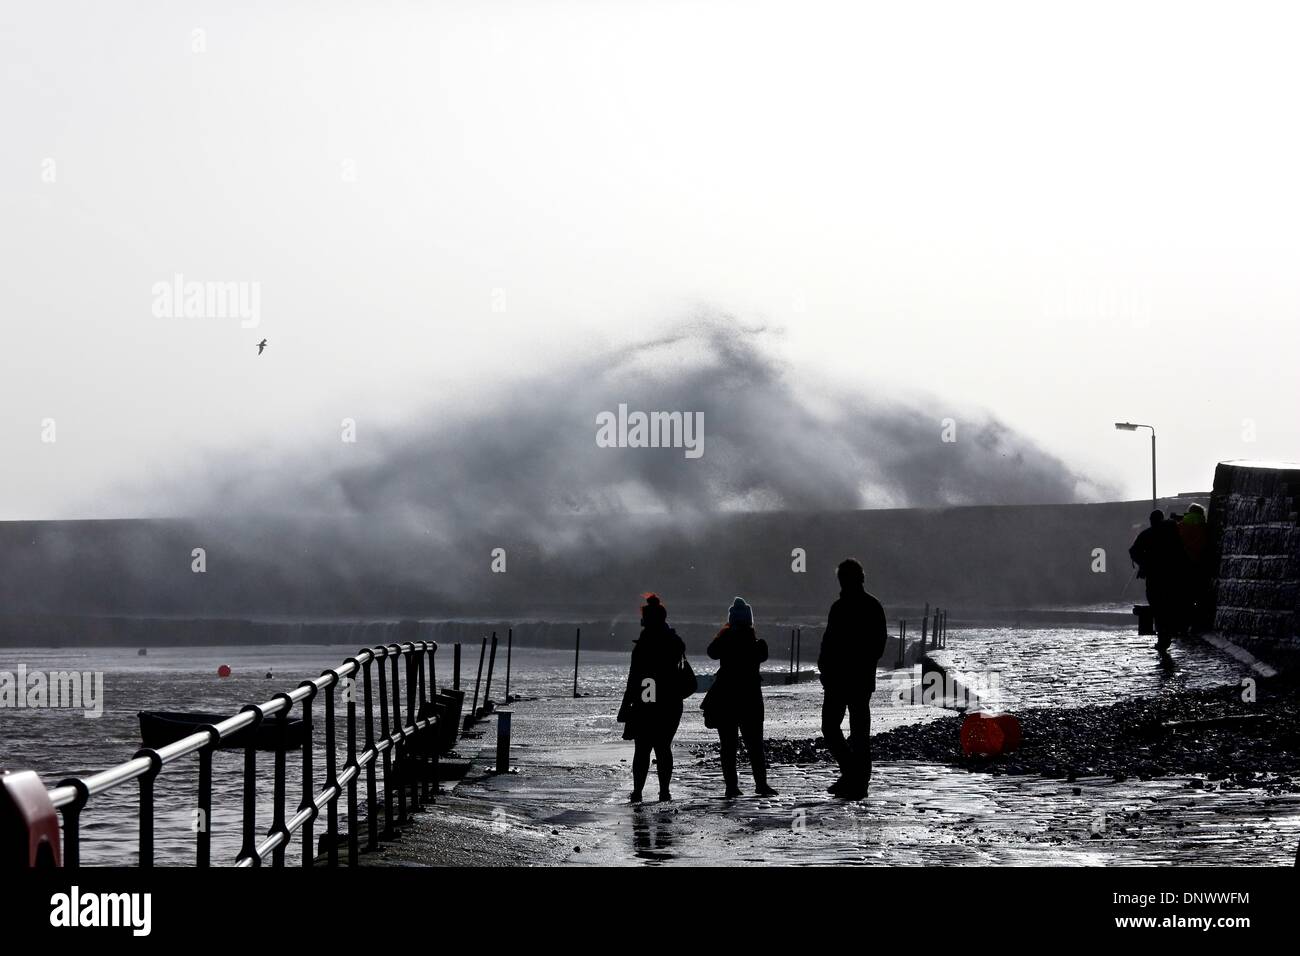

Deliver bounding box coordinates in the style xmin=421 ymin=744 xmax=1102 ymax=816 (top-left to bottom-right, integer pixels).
xmin=389 ymin=644 xmax=408 ymax=826
xmin=321 ymin=675 xmax=339 ymax=867
xmin=362 ymin=653 xmax=380 ymax=851
xmin=267 ymin=694 xmax=292 ymax=868
xmin=194 ymin=727 xmax=217 ymax=868
xmin=343 ymin=658 xmax=361 ymax=866
xmin=375 ymin=647 xmax=395 ymax=839
xmin=132 ymin=749 xmax=162 ymax=868
xmin=297 ymin=682 xmax=318 ymax=867
xmin=405 ymin=646 xmax=420 ymax=811
xmin=237 ymin=704 xmax=264 ymax=866
xmin=416 ymin=643 xmax=431 ymax=803
xmin=56 ymin=778 xmax=89 ymax=868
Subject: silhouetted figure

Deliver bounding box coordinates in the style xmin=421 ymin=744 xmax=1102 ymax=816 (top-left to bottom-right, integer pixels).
xmin=1178 ymin=503 xmax=1212 ymax=633
xmin=256 ymin=338 xmax=268 ymax=355
xmin=617 ymin=594 xmax=687 ymax=803
xmin=702 ymin=597 xmax=777 ymax=798
xmin=817 ymin=558 xmax=887 ymax=799
xmin=1129 ymin=510 xmax=1189 ymax=651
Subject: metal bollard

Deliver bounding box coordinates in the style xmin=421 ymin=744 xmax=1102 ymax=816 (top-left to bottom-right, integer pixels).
xmin=496 ymin=710 xmax=512 ymax=774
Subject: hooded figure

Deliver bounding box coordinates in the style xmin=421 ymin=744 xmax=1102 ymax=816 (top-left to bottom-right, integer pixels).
xmin=702 ymin=597 xmax=776 ymax=798
xmin=617 ymin=593 xmax=687 ymax=803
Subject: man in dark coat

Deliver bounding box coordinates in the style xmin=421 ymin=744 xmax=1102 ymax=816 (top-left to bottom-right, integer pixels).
xmin=1129 ymin=510 xmax=1188 ymax=651
xmin=817 ymin=558 xmax=887 ymax=799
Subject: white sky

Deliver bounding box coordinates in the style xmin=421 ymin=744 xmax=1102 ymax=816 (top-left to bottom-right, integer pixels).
xmin=2 ymin=0 xmax=1298 ymax=518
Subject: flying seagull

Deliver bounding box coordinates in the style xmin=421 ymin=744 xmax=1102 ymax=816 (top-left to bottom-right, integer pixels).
xmin=256 ymin=338 xmax=267 ymax=355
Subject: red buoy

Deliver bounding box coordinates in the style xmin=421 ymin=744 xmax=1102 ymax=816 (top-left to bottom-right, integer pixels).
xmin=993 ymin=713 xmax=1022 ymax=752
xmin=217 ymin=664 xmax=232 ymax=678
xmin=961 ymin=711 xmax=1022 ymax=757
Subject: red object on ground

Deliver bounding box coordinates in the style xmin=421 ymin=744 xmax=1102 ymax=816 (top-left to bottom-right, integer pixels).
xmin=0 ymin=770 xmax=62 ymax=866
xmin=994 ymin=713 xmax=1022 ymax=751
xmin=961 ymin=711 xmax=1022 ymax=757
xmin=217 ymin=664 xmax=232 ymax=678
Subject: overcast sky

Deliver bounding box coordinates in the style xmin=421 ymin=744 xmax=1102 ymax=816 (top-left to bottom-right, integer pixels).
xmin=2 ymin=0 xmax=1297 ymax=520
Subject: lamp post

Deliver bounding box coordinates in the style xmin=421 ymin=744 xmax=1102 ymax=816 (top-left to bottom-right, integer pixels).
xmin=1115 ymin=422 xmax=1156 ymax=510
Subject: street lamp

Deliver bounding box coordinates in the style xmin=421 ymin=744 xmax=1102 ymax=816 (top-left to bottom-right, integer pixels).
xmin=1115 ymin=422 xmax=1156 ymax=510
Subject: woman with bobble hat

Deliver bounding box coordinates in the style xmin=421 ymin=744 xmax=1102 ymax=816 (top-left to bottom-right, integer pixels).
xmin=702 ymin=596 xmax=777 ymax=798
xmin=617 ymin=593 xmax=689 ymax=803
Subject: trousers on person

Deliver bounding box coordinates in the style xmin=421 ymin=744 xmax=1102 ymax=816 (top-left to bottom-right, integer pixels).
xmin=632 ymin=731 xmax=674 ymax=795
xmin=822 ymin=694 xmax=871 ymax=785
xmin=1147 ymin=577 xmax=1179 ymax=650
xmin=718 ymin=720 xmax=766 ymax=790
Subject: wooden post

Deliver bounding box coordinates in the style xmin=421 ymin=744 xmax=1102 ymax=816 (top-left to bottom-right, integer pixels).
xmin=505 ymin=627 xmax=513 ymax=701
xmin=795 ymin=627 xmax=801 ymax=672
xmin=789 ymin=628 xmax=795 ymax=673
xmin=453 ymin=642 xmax=461 ymax=690
xmin=572 ymin=627 xmax=581 ymax=698
xmin=470 ymin=637 xmax=486 ymax=718
xmin=921 ymin=603 xmax=929 ymax=650
xmin=483 ymin=632 xmax=498 ymax=711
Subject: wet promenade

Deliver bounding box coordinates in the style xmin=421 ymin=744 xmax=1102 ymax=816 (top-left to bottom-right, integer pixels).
xmin=371 ymin=627 xmax=1300 ymax=866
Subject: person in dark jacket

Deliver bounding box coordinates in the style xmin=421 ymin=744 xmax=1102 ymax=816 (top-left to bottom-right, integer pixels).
xmin=617 ymin=593 xmax=687 ymax=803
xmin=702 ymin=597 xmax=777 ymax=798
xmin=817 ymin=558 xmax=887 ymax=799
xmin=1129 ymin=510 xmax=1189 ymax=651
xmin=1178 ymin=503 xmax=1212 ymax=633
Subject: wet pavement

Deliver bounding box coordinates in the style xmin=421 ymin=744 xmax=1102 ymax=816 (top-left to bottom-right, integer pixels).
xmin=371 ymin=628 xmax=1300 ymax=866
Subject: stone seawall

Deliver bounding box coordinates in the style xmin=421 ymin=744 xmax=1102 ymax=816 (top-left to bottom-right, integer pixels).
xmin=1209 ymin=460 xmax=1300 ymax=665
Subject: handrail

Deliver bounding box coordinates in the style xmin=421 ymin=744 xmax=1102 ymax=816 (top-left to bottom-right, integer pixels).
xmin=41 ymin=639 xmax=447 ymax=867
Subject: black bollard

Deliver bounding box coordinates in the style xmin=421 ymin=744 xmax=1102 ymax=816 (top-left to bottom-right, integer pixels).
xmin=496 ymin=710 xmax=512 ymax=774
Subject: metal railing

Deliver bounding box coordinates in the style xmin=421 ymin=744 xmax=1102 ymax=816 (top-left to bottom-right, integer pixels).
xmin=43 ymin=640 xmax=441 ymax=867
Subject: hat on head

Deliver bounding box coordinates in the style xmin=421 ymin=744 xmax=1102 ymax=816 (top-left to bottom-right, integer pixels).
xmin=641 ymin=593 xmax=667 ymax=626
xmin=727 ymin=597 xmax=753 ymax=627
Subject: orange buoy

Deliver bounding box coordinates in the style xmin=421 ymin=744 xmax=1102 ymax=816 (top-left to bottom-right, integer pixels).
xmin=217 ymin=664 xmax=232 ymax=678
xmin=993 ymin=713 xmax=1022 ymax=752
xmin=961 ymin=711 xmax=1025 ymax=757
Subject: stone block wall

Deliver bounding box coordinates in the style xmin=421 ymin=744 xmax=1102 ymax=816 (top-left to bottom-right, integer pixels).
xmin=1208 ymin=460 xmax=1300 ymax=664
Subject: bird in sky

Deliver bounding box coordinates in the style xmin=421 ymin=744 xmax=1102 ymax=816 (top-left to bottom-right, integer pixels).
xmin=256 ymin=339 xmax=268 ymax=355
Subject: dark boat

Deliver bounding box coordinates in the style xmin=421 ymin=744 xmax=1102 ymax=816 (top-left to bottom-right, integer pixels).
xmin=138 ymin=711 xmax=307 ymax=751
